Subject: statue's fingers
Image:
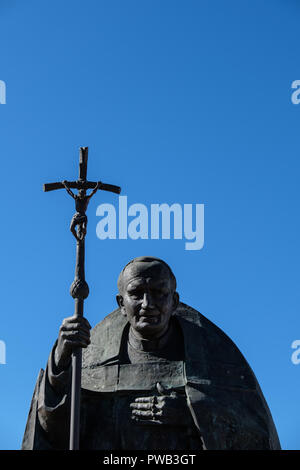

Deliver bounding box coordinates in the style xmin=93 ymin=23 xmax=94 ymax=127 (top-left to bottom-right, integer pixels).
xmin=62 ymin=331 xmax=90 ymax=344
xmin=132 ymin=409 xmax=154 ymax=418
xmin=64 ymin=316 xmax=91 ymax=329
xmin=77 ymin=316 xmax=92 ymax=329
xmin=131 ymin=415 xmax=162 ymax=426
xmin=62 ymin=315 xmax=81 ymax=324
xmin=61 ymin=317 xmax=75 ymax=328
xmin=76 ymin=317 xmax=91 ymax=329
xmin=61 ymin=331 xmax=90 ymax=342
xmin=61 ymin=326 xmax=90 ymax=336
xmin=63 ymin=339 xmax=90 ymax=349
xmin=61 ymin=323 xmax=91 ymax=335
xmin=130 ymin=402 xmax=152 ymax=410
xmin=77 ymin=332 xmax=90 ymax=343
xmin=134 ymin=396 xmax=155 ymax=403
xmin=77 ymin=333 xmax=91 ymax=343
xmin=77 ymin=325 xmax=90 ymax=334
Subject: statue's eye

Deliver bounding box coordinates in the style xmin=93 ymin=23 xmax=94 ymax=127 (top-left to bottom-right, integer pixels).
xmin=128 ymin=288 xmax=143 ymax=298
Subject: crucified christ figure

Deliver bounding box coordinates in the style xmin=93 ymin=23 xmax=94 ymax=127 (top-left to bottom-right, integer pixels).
xmin=62 ymin=180 xmax=100 ymax=241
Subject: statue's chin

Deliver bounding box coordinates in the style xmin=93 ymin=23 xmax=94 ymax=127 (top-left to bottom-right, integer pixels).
xmin=135 ymin=322 xmax=161 ymax=334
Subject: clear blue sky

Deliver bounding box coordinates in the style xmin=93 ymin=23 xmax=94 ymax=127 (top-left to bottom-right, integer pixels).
xmin=1 ymin=0 xmax=300 ymax=450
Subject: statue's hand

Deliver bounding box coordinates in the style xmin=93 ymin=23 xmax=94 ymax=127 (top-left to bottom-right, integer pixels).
xmin=130 ymin=392 xmax=189 ymax=427
xmin=54 ymin=315 xmax=91 ymax=371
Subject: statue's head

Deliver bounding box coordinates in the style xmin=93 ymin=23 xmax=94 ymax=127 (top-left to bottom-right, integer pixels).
xmin=116 ymin=256 xmax=179 ymax=339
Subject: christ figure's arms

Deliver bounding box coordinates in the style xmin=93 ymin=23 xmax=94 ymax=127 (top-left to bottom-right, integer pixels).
xmin=62 ymin=180 xmax=76 ymax=199
xmin=86 ymin=182 xmax=100 ymax=200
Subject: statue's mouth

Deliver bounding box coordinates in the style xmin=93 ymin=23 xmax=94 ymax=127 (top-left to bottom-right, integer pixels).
xmin=137 ymin=312 xmax=160 ymax=325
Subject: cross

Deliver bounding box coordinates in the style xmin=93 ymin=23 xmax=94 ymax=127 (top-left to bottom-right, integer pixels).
xmin=43 ymin=146 xmax=121 ymax=196
xmin=43 ymin=146 xmax=121 ymax=450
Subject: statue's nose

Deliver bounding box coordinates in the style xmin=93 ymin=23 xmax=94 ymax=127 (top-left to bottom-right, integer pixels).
xmin=141 ymin=292 xmax=154 ymax=309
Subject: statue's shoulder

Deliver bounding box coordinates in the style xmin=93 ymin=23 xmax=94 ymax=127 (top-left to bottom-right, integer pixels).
xmin=91 ymin=307 xmax=125 ymax=337
xmin=82 ymin=308 xmax=126 ymax=368
xmin=175 ymin=302 xmax=251 ymax=366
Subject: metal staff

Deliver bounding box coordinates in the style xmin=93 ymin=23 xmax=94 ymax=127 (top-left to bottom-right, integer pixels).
xmin=43 ymin=146 xmax=121 ymax=450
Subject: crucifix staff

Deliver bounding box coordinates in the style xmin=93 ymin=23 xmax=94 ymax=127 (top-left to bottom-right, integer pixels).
xmin=43 ymin=146 xmax=121 ymax=450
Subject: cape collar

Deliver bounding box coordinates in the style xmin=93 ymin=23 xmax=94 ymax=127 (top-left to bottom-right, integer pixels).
xmin=128 ymin=322 xmax=174 ymax=353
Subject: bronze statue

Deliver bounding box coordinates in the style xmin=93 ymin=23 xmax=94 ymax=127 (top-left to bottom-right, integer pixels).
xmin=22 ymin=256 xmax=281 ymax=450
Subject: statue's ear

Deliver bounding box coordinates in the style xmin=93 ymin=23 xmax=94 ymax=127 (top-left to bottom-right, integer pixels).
xmin=116 ymin=294 xmax=127 ymax=317
xmin=172 ymin=291 xmax=179 ymax=312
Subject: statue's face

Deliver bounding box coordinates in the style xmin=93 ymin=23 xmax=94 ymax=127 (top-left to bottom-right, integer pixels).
xmin=117 ymin=262 xmax=179 ymax=339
